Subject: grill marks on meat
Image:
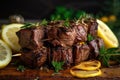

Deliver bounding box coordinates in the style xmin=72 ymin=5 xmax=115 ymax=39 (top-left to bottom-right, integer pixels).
xmin=46 ymin=26 xmax=76 ymax=47
xmin=83 ymin=18 xmax=98 ymax=37
xmin=73 ymin=43 xmax=90 ymax=65
xmin=20 ymin=47 xmax=47 ymax=68
xmin=74 ymin=24 xmax=87 ymax=43
xmin=17 ymin=19 xmax=104 ymax=68
xmin=89 ymin=38 xmax=104 ymax=59
xmin=51 ymin=47 xmax=73 ymax=68
xmin=16 ymin=27 xmax=44 ymax=50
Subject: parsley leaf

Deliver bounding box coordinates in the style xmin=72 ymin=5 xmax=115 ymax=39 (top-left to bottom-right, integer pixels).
xmin=40 ymin=19 xmax=48 ymax=26
xmin=87 ymin=34 xmax=94 ymax=42
xmin=63 ymin=19 xmax=70 ymax=27
xmin=17 ymin=65 xmax=26 ymax=72
xmin=52 ymin=61 xmax=64 ymax=73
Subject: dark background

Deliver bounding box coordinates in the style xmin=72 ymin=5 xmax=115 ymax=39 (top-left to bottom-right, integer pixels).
xmin=0 ymin=0 xmax=105 ymax=19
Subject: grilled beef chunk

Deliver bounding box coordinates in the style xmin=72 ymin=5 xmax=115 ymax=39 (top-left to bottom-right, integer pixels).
xmin=74 ymin=24 xmax=87 ymax=43
xmin=88 ymin=38 xmax=104 ymax=58
xmin=46 ymin=22 xmax=77 ymax=47
xmin=73 ymin=43 xmax=90 ymax=65
xmin=17 ymin=19 xmax=105 ymax=69
xmin=51 ymin=46 xmax=73 ymax=68
xmin=20 ymin=47 xmax=47 ymax=68
xmin=16 ymin=27 xmax=44 ymax=50
xmin=83 ymin=18 xmax=98 ymax=37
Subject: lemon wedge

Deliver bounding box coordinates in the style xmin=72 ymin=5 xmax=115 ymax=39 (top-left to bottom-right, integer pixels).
xmin=0 ymin=39 xmax=12 ymax=69
xmin=74 ymin=60 xmax=101 ymax=71
xmin=1 ymin=24 xmax=24 ymax=51
xmin=70 ymin=68 xmax=102 ymax=78
xmin=97 ymin=19 xmax=119 ymax=48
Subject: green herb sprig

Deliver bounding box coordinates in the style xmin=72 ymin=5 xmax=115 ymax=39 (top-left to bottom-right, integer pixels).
xmin=63 ymin=19 xmax=70 ymax=27
xmin=52 ymin=61 xmax=64 ymax=73
xmin=40 ymin=19 xmax=48 ymax=26
xmin=17 ymin=65 xmax=26 ymax=72
xmin=21 ymin=23 xmax=36 ymax=29
xmin=87 ymin=34 xmax=94 ymax=42
xmin=99 ymin=46 xmax=120 ymax=67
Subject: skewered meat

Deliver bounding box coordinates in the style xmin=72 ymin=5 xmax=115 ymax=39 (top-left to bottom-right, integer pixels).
xmin=88 ymin=38 xmax=104 ymax=58
xmin=51 ymin=46 xmax=73 ymax=68
xmin=20 ymin=47 xmax=47 ymax=68
xmin=74 ymin=24 xmax=87 ymax=43
xmin=73 ymin=43 xmax=90 ymax=65
xmin=17 ymin=19 xmax=104 ymax=68
xmin=46 ymin=21 xmax=76 ymax=47
xmin=16 ymin=27 xmax=44 ymax=50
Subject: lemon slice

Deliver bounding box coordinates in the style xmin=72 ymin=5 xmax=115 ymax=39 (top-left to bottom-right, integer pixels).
xmin=74 ymin=60 xmax=101 ymax=71
xmin=1 ymin=24 xmax=24 ymax=51
xmin=0 ymin=39 xmax=12 ymax=69
xmin=70 ymin=68 xmax=102 ymax=78
xmin=97 ymin=19 xmax=119 ymax=48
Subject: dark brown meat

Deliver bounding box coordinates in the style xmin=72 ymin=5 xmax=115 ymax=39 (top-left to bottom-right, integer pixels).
xmin=96 ymin=38 xmax=104 ymax=49
xmin=73 ymin=43 xmax=90 ymax=65
xmin=20 ymin=47 xmax=47 ymax=68
xmin=51 ymin=46 xmax=73 ymax=68
xmin=83 ymin=18 xmax=98 ymax=37
xmin=88 ymin=38 xmax=104 ymax=59
xmin=74 ymin=24 xmax=87 ymax=43
xmin=46 ymin=22 xmax=77 ymax=47
xmin=58 ymin=27 xmax=76 ymax=47
xmin=16 ymin=19 xmax=104 ymax=69
xmin=16 ymin=27 xmax=44 ymax=50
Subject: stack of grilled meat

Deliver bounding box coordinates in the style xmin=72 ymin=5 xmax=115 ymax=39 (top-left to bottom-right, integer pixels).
xmin=16 ymin=18 xmax=104 ymax=68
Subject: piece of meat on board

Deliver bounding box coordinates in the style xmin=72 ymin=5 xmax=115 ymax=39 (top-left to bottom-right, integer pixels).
xmin=20 ymin=47 xmax=47 ymax=68
xmin=16 ymin=27 xmax=44 ymax=50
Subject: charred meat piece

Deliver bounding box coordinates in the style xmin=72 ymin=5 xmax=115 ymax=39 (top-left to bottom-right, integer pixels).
xmin=51 ymin=46 xmax=73 ymax=68
xmin=73 ymin=43 xmax=90 ymax=65
xmin=58 ymin=27 xmax=76 ymax=47
xmin=16 ymin=27 xmax=44 ymax=50
xmin=96 ymin=38 xmax=104 ymax=49
xmin=74 ymin=24 xmax=87 ymax=43
xmin=46 ymin=21 xmax=76 ymax=47
xmin=16 ymin=19 xmax=104 ymax=69
xmin=20 ymin=47 xmax=47 ymax=68
xmin=83 ymin=18 xmax=98 ymax=37
xmin=88 ymin=38 xmax=104 ymax=58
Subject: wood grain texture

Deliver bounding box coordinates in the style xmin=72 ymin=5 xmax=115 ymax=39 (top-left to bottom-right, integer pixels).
xmin=0 ymin=58 xmax=120 ymax=80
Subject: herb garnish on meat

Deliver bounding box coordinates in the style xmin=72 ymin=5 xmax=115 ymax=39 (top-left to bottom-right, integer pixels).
xmin=87 ymin=34 xmax=94 ymax=42
xmin=40 ymin=19 xmax=48 ymax=26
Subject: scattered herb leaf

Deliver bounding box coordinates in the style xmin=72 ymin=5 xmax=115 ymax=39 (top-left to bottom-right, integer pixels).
xmin=51 ymin=15 xmax=61 ymax=21
xmin=40 ymin=19 xmax=48 ymax=26
xmin=52 ymin=61 xmax=64 ymax=73
xmin=63 ymin=19 xmax=70 ymax=27
xmin=21 ymin=23 xmax=35 ymax=29
xmin=87 ymin=34 xmax=94 ymax=42
xmin=17 ymin=65 xmax=26 ymax=72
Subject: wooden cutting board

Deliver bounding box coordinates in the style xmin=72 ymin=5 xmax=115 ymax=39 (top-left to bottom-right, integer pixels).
xmin=0 ymin=57 xmax=120 ymax=80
